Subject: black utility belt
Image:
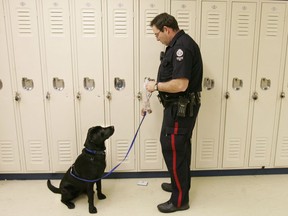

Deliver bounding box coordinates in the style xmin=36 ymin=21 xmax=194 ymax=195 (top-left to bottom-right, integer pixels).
xmin=157 ymin=92 xmax=201 ymax=117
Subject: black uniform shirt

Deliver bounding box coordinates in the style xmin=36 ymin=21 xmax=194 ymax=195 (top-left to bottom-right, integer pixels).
xmin=157 ymin=30 xmax=203 ymax=98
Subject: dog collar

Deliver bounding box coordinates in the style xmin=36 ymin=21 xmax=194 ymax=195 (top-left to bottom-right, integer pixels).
xmin=85 ymin=148 xmax=105 ymax=155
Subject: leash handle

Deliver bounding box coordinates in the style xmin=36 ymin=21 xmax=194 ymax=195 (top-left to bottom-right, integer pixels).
xmin=70 ymin=113 xmax=147 ymax=183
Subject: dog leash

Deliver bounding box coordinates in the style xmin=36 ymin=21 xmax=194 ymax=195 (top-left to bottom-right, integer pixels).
xmin=70 ymin=112 xmax=147 ymax=183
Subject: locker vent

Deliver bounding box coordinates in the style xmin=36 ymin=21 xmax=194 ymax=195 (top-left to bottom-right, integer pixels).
xmin=29 ymin=140 xmax=44 ymax=163
xmin=116 ymin=140 xmax=130 ymax=162
xmin=0 ymin=141 xmax=14 ymax=163
xmin=254 ymin=138 xmax=268 ymax=159
xmin=199 ymin=139 xmax=214 ymax=160
xmin=81 ymin=9 xmax=96 ymax=36
xmin=227 ymin=138 xmax=241 ymax=160
xmin=17 ymin=8 xmax=32 ymax=35
xmin=265 ymin=13 xmax=279 ymax=37
xmin=50 ymin=9 xmax=64 ymax=35
xmin=145 ymin=10 xmax=158 ymax=35
xmin=279 ymin=137 xmax=288 ymax=159
xmin=236 ymin=13 xmax=250 ymax=37
xmin=176 ymin=11 xmax=190 ymax=33
xmin=58 ymin=141 xmax=72 ymax=162
xmin=144 ymin=140 xmax=158 ymax=162
xmin=113 ymin=10 xmax=127 ymax=37
xmin=207 ymin=12 xmax=221 ymax=36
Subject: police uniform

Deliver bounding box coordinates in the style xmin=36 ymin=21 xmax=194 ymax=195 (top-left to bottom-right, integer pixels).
xmin=157 ymin=30 xmax=203 ymax=208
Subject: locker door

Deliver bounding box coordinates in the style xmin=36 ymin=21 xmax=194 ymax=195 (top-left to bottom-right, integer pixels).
xmin=171 ymin=0 xmax=197 ymax=169
xmin=196 ymin=1 xmax=227 ymax=169
xmin=107 ymin=0 xmax=135 ymax=171
xmin=171 ymin=0 xmax=197 ymax=38
xmin=139 ymin=0 xmax=165 ymax=171
xmin=0 ymin=0 xmax=21 ymax=172
xmin=249 ymin=3 xmax=286 ymax=167
xmin=275 ymin=34 xmax=288 ymax=167
xmin=73 ymin=0 xmax=105 ymax=149
xmin=41 ymin=0 xmax=77 ymax=172
xmin=7 ymin=0 xmax=49 ymax=172
xmin=223 ymin=2 xmax=257 ymax=168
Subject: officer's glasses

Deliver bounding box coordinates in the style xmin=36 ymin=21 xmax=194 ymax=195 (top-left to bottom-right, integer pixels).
xmin=154 ymin=30 xmax=161 ymax=38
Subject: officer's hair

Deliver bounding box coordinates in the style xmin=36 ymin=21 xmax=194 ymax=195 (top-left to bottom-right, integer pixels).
xmin=150 ymin=13 xmax=179 ymax=32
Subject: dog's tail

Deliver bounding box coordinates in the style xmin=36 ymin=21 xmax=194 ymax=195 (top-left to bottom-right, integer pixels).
xmin=47 ymin=179 xmax=61 ymax=194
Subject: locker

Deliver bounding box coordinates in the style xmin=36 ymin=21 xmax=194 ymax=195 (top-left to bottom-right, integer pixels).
xmin=274 ymin=25 xmax=288 ymax=167
xmin=41 ymin=0 xmax=77 ymax=171
xmin=223 ymin=2 xmax=257 ymax=168
xmin=0 ymin=0 xmax=21 ymax=172
xmin=171 ymin=0 xmax=198 ymax=169
xmin=249 ymin=2 xmax=286 ymax=167
xmin=171 ymin=0 xmax=197 ymax=38
xmin=6 ymin=0 xmax=49 ymax=172
xmin=107 ymin=0 xmax=135 ymax=171
xmin=196 ymin=1 xmax=227 ymax=169
xmin=138 ymin=0 xmax=166 ymax=170
xmin=72 ymin=0 xmax=105 ymax=152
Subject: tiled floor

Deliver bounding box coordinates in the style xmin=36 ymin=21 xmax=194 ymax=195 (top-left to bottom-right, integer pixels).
xmin=1 ymin=174 xmax=288 ymax=216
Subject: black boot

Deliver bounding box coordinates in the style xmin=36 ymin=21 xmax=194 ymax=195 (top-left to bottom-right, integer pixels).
xmin=161 ymin=183 xmax=172 ymax=192
xmin=157 ymin=201 xmax=189 ymax=213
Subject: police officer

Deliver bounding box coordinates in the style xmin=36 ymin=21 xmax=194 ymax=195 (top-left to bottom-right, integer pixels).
xmin=145 ymin=13 xmax=203 ymax=213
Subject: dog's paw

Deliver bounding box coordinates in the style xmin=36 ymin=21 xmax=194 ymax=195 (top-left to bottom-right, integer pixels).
xmin=97 ymin=193 xmax=106 ymax=200
xmin=64 ymin=201 xmax=75 ymax=209
xmin=89 ymin=206 xmax=97 ymax=214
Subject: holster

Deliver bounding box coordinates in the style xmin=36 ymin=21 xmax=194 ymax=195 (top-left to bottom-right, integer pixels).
xmin=157 ymin=92 xmax=201 ymax=117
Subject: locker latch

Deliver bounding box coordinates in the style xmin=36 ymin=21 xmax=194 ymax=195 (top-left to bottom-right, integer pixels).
xmin=203 ymin=77 xmax=215 ymax=90
xmin=232 ymin=78 xmax=243 ymax=90
xmin=22 ymin=77 xmax=34 ymax=91
xmin=260 ymin=78 xmax=271 ymax=90
xmin=106 ymin=91 xmax=112 ymax=100
xmin=137 ymin=92 xmax=142 ymax=101
xmin=15 ymin=92 xmax=21 ymax=102
xmin=76 ymin=92 xmax=81 ymax=100
xmin=83 ymin=77 xmax=95 ymax=91
xmin=0 ymin=79 xmax=2 ymax=90
xmin=252 ymin=92 xmax=258 ymax=100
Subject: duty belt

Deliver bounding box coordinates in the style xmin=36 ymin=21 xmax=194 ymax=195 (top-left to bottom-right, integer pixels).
xmin=157 ymin=92 xmax=201 ymax=108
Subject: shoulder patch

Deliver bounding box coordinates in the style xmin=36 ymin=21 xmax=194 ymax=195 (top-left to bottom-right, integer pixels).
xmin=176 ymin=49 xmax=184 ymax=61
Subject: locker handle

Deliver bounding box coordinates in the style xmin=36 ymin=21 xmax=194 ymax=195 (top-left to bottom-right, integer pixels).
xmin=260 ymin=78 xmax=271 ymax=90
xmin=15 ymin=92 xmax=21 ymax=102
xmin=114 ymin=77 xmax=125 ymax=91
xmin=22 ymin=77 xmax=34 ymax=91
xmin=280 ymin=92 xmax=285 ymax=99
xmin=203 ymin=78 xmax=215 ymax=90
xmin=0 ymin=79 xmax=3 ymax=90
xmin=252 ymin=92 xmax=258 ymax=100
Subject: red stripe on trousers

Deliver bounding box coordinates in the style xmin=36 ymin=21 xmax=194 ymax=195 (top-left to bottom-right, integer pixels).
xmin=171 ymin=121 xmax=182 ymax=207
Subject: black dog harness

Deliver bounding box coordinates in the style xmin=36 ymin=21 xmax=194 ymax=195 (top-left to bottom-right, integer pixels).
xmin=70 ymin=113 xmax=147 ymax=183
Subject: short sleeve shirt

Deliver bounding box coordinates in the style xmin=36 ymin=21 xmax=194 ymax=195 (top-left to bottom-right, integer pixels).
xmin=157 ymin=30 xmax=203 ymax=98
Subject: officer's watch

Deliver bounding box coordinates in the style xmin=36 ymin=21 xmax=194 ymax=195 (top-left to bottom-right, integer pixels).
xmin=154 ymin=82 xmax=158 ymax=91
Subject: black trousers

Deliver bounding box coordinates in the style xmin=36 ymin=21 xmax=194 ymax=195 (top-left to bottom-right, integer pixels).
xmin=160 ymin=103 xmax=200 ymax=207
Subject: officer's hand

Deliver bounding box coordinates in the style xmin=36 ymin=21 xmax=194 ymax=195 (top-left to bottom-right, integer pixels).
xmin=146 ymin=81 xmax=157 ymax=93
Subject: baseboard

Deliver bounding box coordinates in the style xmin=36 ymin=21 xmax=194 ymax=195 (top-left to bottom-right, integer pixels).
xmin=1 ymin=168 xmax=288 ymax=180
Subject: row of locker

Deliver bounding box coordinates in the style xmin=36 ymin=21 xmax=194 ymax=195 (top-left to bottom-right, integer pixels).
xmin=0 ymin=0 xmax=288 ymax=174
xmin=196 ymin=0 xmax=288 ymax=169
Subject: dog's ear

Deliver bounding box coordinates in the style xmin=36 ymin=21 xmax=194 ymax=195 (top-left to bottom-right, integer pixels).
xmin=84 ymin=126 xmax=102 ymax=148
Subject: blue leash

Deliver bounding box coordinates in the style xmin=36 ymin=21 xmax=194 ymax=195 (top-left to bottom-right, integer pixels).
xmin=70 ymin=113 xmax=147 ymax=183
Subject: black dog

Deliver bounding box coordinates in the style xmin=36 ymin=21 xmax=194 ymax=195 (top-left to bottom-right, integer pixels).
xmin=47 ymin=125 xmax=114 ymax=214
